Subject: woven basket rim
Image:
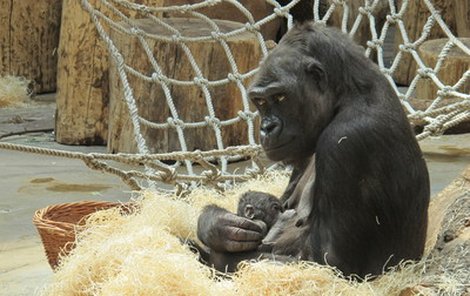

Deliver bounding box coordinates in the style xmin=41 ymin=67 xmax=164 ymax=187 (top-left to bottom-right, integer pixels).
xmin=33 ymin=200 xmax=124 ymax=232
xmin=33 ymin=200 xmax=129 ymax=269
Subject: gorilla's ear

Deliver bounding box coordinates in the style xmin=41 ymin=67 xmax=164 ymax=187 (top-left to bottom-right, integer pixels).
xmin=304 ymin=57 xmax=327 ymax=91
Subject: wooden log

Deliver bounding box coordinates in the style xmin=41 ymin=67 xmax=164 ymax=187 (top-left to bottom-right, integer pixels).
xmin=393 ymin=0 xmax=460 ymax=85
xmin=453 ymin=0 xmax=470 ymax=38
xmin=415 ymin=38 xmax=470 ymax=103
xmin=162 ymin=0 xmax=281 ymax=41
xmin=412 ymin=38 xmax=470 ymax=134
xmin=400 ymin=165 xmax=470 ymax=295
xmin=326 ymin=0 xmax=389 ymax=51
xmin=55 ymin=0 xmax=108 ymax=145
xmin=0 ymin=0 xmax=62 ymax=93
xmin=55 ymin=0 xmax=163 ymax=145
xmin=108 ymin=18 xmax=262 ymax=153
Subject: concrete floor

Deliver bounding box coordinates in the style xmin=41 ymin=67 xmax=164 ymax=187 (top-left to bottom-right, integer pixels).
xmin=0 ymin=105 xmax=469 ymax=295
xmin=0 ymin=138 xmax=132 ymax=295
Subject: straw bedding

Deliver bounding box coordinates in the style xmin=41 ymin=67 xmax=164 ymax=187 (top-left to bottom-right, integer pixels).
xmin=41 ymin=170 xmax=469 ymax=295
xmin=0 ymin=75 xmax=31 ymax=108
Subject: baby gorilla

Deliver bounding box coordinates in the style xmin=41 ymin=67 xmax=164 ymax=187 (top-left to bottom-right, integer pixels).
xmin=189 ymin=191 xmax=301 ymax=272
xmin=237 ymin=191 xmax=298 ymax=253
xmin=194 ymin=191 xmax=296 ymax=272
xmin=237 ymin=191 xmax=283 ymax=230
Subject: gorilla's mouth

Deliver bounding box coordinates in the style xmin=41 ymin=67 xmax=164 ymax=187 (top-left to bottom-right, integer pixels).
xmin=262 ymin=138 xmax=293 ymax=152
xmin=264 ymin=143 xmax=287 ymax=152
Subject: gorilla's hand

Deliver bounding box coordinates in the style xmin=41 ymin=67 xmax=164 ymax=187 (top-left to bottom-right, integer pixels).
xmin=197 ymin=205 xmax=267 ymax=252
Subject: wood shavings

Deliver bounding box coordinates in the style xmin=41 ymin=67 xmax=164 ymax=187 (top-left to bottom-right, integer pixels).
xmin=0 ymin=76 xmax=31 ymax=108
xmin=40 ymin=171 xmax=469 ymax=295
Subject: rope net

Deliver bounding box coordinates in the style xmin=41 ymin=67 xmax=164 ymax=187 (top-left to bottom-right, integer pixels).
xmin=1 ymin=0 xmax=469 ymax=191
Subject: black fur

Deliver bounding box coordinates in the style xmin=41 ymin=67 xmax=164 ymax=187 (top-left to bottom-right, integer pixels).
xmin=237 ymin=191 xmax=282 ymax=228
xmin=197 ymin=23 xmax=430 ymax=278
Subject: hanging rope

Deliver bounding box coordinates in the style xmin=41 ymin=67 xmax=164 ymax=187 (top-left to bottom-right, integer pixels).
xmin=1 ymin=0 xmax=468 ymax=191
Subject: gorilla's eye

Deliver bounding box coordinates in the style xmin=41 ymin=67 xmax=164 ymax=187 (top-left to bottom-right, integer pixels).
xmin=253 ymin=97 xmax=267 ymax=106
xmin=275 ymin=94 xmax=286 ymax=102
xmin=272 ymin=203 xmax=282 ymax=212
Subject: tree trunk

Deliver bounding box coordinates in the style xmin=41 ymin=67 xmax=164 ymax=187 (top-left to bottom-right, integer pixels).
xmin=453 ymin=0 xmax=470 ymax=38
xmin=415 ymin=38 xmax=470 ymax=103
xmin=55 ymin=0 xmax=163 ymax=145
xmin=108 ymin=18 xmax=262 ymax=153
xmin=162 ymin=0 xmax=282 ymax=41
xmin=393 ymin=0 xmax=459 ymax=85
xmin=0 ymin=0 xmax=62 ymax=93
xmin=326 ymin=0 xmax=389 ymax=51
xmin=411 ymin=38 xmax=470 ymax=134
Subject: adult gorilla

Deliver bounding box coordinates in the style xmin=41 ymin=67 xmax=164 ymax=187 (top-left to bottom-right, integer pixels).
xmin=197 ymin=23 xmax=430 ymax=278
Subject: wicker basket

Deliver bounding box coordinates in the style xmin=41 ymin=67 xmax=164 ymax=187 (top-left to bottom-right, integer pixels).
xmin=33 ymin=201 xmax=131 ymax=270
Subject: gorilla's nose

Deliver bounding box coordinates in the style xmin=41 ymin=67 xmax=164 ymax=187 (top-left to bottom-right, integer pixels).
xmin=261 ymin=117 xmax=282 ymax=137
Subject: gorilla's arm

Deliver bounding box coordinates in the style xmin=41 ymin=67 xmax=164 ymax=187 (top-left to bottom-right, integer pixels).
xmin=197 ymin=205 xmax=266 ymax=252
xmin=196 ymin=167 xmax=305 ymax=256
xmin=279 ymin=163 xmax=307 ymax=204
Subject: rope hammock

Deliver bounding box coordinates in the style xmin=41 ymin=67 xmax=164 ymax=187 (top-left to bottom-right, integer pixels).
xmin=1 ymin=0 xmax=469 ymax=191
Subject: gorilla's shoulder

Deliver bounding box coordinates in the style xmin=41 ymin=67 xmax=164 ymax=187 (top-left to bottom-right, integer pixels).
xmin=317 ymin=113 xmax=393 ymax=157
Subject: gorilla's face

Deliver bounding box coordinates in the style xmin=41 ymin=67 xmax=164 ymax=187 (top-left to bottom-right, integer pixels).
xmin=238 ymin=191 xmax=283 ymax=229
xmin=248 ymin=45 xmax=333 ymax=162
